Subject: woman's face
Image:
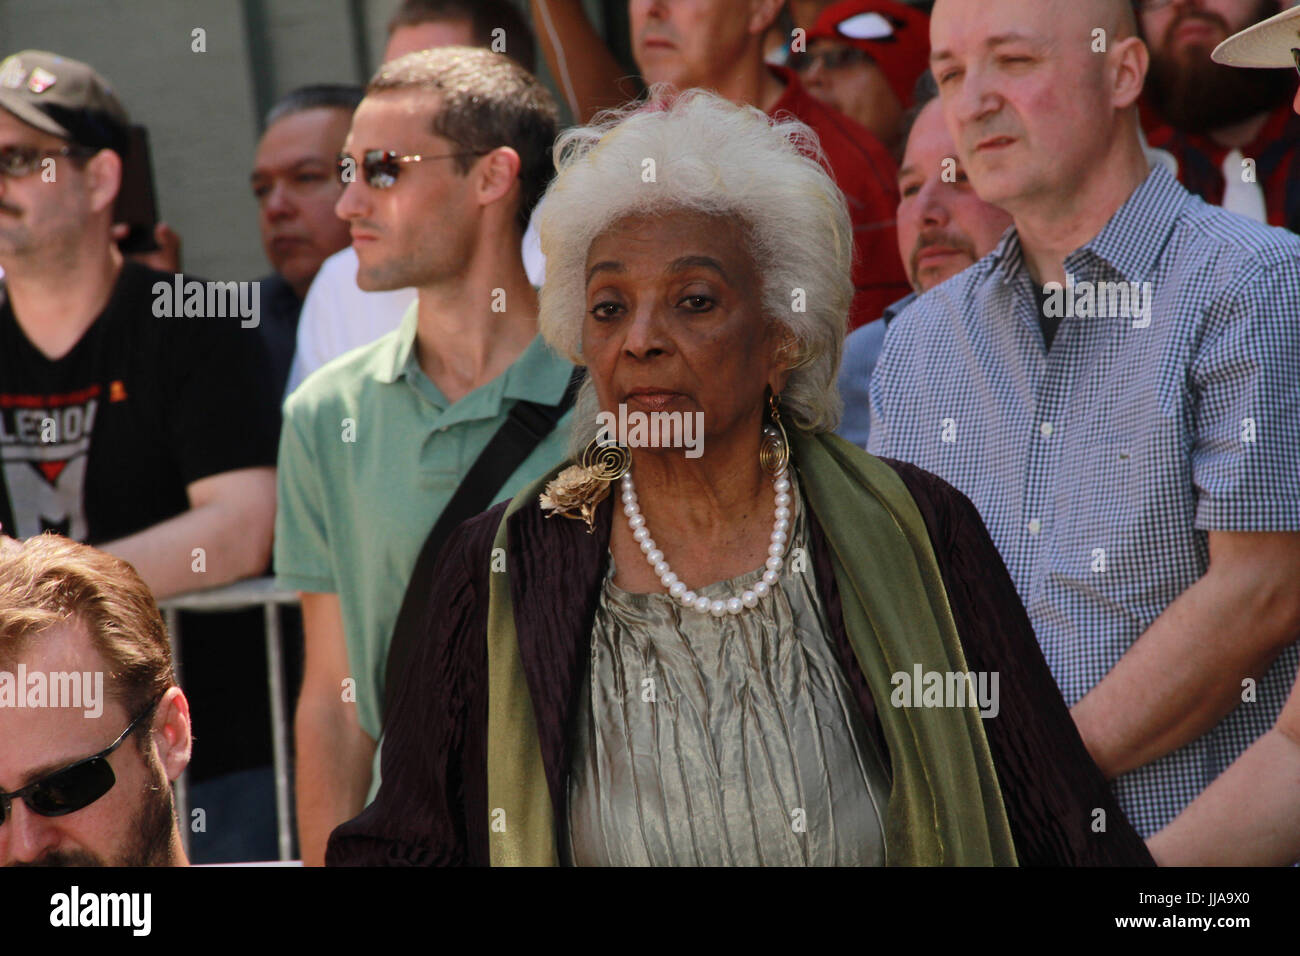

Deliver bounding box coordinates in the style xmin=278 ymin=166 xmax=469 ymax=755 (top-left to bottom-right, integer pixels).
xmin=582 ymin=210 xmax=788 ymax=459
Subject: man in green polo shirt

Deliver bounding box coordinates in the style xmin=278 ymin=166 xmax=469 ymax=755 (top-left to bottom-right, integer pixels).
xmin=274 ymin=47 xmax=570 ymax=865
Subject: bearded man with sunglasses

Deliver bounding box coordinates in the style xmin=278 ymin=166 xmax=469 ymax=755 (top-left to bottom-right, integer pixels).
xmin=0 ymin=534 xmax=191 ymax=867
xmin=275 ymin=47 xmax=572 ymax=866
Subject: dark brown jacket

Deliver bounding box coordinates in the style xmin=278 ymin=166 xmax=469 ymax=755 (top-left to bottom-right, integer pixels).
xmin=327 ymin=459 xmax=1154 ymax=867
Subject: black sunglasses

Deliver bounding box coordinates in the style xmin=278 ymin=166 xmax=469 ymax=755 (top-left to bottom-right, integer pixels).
xmin=0 ymin=694 xmax=163 ymax=825
xmin=336 ymin=148 xmax=486 ymax=189
xmin=0 ymin=143 xmax=98 ymax=178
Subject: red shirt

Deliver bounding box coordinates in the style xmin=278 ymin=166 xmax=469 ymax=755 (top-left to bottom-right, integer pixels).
xmin=767 ymin=65 xmax=910 ymax=330
xmin=1141 ymin=97 xmax=1300 ymax=234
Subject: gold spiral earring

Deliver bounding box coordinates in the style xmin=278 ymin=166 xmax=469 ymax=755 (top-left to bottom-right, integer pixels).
xmin=582 ymin=433 xmax=631 ymax=481
xmin=759 ymin=391 xmax=790 ymax=476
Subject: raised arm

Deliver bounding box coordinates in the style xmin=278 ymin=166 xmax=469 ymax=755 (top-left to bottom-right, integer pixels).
xmin=529 ymin=0 xmax=638 ymax=122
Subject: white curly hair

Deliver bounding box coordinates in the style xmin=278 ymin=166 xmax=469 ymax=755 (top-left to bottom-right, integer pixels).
xmin=537 ymin=88 xmax=854 ymax=446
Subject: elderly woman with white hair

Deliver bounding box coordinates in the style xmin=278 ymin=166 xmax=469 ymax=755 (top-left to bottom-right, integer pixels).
xmin=328 ymin=91 xmax=1153 ymax=867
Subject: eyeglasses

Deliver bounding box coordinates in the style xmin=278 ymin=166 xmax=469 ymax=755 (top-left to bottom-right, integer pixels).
xmin=0 ymin=144 xmax=98 ymax=178
xmin=337 ymin=148 xmax=486 ymax=189
xmin=0 ymin=695 xmax=163 ymax=825
xmin=790 ymin=46 xmax=875 ymax=75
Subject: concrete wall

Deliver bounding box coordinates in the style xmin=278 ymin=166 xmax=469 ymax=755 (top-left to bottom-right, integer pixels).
xmin=0 ymin=0 xmax=616 ymax=282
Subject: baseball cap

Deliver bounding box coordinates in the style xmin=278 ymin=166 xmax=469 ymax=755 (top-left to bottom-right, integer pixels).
xmin=1211 ymin=4 xmax=1300 ymax=68
xmin=0 ymin=50 xmax=130 ymax=155
xmin=806 ymin=0 xmax=931 ymax=108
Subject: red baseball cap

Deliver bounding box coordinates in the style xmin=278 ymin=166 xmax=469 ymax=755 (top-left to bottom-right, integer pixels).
xmin=806 ymin=0 xmax=931 ymax=108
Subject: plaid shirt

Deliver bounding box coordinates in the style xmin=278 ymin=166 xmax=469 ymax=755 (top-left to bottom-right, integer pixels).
xmin=867 ymin=164 xmax=1300 ymax=837
xmin=1142 ymin=99 xmax=1300 ymax=235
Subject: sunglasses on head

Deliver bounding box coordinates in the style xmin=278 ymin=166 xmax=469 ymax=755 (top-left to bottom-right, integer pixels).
xmin=0 ymin=143 xmax=98 ymax=178
xmin=0 ymin=694 xmax=163 ymax=825
xmin=336 ymin=148 xmax=486 ymax=189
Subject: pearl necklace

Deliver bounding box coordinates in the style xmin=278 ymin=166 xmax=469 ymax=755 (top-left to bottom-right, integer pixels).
xmin=619 ymin=466 xmax=792 ymax=616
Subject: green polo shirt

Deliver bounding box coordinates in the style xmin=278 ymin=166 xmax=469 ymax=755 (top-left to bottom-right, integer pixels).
xmin=275 ymin=303 xmax=574 ymax=763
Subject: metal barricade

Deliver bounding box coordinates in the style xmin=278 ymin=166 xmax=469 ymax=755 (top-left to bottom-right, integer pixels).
xmin=159 ymin=577 xmax=299 ymax=862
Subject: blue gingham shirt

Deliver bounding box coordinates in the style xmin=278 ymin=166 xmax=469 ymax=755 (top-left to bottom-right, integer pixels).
xmin=867 ymin=164 xmax=1300 ymax=837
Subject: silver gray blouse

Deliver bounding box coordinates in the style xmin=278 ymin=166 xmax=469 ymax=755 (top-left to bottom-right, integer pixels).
xmin=564 ymin=476 xmax=892 ymax=866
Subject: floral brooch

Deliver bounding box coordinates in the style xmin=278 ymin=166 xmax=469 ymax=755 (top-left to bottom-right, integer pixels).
xmin=539 ymin=464 xmax=612 ymax=534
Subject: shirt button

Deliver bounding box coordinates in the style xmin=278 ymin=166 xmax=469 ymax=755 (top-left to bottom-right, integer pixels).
xmin=1027 ymin=518 xmax=1043 ymax=535
xmin=1039 ymin=422 xmax=1055 ymax=438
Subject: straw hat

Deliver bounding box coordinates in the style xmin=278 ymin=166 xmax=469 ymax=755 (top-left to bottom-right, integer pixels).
xmin=1211 ymin=4 xmax=1300 ymax=68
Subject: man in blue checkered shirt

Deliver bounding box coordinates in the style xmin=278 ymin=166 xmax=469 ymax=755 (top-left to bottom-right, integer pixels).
xmin=868 ymin=0 xmax=1300 ymax=839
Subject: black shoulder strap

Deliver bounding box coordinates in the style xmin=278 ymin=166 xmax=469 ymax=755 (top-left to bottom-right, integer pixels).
xmin=382 ymin=366 xmax=584 ymax=725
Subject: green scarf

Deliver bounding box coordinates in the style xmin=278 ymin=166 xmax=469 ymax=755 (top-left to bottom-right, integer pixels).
xmin=485 ymin=430 xmax=1018 ymax=866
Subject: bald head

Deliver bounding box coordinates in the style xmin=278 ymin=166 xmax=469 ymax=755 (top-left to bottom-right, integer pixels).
xmin=934 ymin=0 xmax=1137 ymax=46
xmin=1101 ymin=0 xmax=1139 ymax=39
xmin=1027 ymin=0 xmax=1137 ymax=34
xmin=930 ymin=0 xmax=1149 ymax=218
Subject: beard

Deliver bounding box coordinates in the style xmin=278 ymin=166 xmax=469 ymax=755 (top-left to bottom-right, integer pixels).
xmin=10 ymin=747 xmax=178 ymax=867
xmin=115 ymin=752 xmax=179 ymax=867
xmin=1145 ymin=0 xmax=1294 ymax=135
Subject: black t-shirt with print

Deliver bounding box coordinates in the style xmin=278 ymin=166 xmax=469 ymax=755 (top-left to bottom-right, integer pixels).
xmin=0 ymin=261 xmax=277 ymax=541
xmin=0 ymin=261 xmax=286 ymax=788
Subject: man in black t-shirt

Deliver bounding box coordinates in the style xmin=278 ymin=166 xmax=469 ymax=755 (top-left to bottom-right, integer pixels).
xmin=0 ymin=260 xmax=279 ymax=548
xmin=0 ymin=50 xmax=281 ymax=862
xmin=0 ymin=50 xmax=276 ymax=594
